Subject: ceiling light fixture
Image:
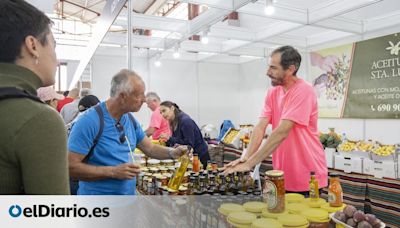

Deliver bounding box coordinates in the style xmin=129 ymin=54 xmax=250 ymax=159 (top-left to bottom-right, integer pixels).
xmin=201 ymin=29 xmax=209 ymax=44
xmin=154 ymin=54 xmax=162 ymax=67
xmin=173 ymin=44 xmax=180 ymax=58
xmin=264 ymin=0 xmax=275 ymax=15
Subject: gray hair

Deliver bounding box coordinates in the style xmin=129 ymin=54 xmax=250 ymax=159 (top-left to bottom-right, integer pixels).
xmin=145 ymin=92 xmax=160 ymax=101
xmin=69 ymin=88 xmax=80 ymax=98
xmin=80 ymin=88 xmax=92 ymax=97
xmin=110 ymin=69 xmax=141 ymax=97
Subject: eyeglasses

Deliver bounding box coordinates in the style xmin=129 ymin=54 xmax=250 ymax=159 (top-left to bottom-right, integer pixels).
xmin=115 ymin=121 xmax=126 ymax=144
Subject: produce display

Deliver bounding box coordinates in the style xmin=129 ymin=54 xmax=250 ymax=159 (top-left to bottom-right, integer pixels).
xmin=319 ymin=128 xmax=342 ymax=148
xmin=221 ymin=128 xmax=240 ymax=144
xmin=338 ymin=139 xmax=397 ymax=157
xmin=338 ymin=141 xmax=357 ymax=152
xmin=356 ymin=141 xmax=374 ymax=152
xmin=333 ymin=205 xmax=383 ymax=228
xmin=372 ymin=144 xmax=396 ymax=156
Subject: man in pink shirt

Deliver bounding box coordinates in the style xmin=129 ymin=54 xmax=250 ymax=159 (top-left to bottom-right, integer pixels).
xmin=145 ymin=92 xmax=171 ymax=140
xmin=224 ymin=46 xmax=327 ymax=194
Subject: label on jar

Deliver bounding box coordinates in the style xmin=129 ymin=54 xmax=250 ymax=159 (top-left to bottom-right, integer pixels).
xmin=263 ymin=180 xmax=277 ymax=209
xmin=328 ymin=191 xmax=336 ymax=203
xmin=310 ymin=184 xmax=316 ymax=198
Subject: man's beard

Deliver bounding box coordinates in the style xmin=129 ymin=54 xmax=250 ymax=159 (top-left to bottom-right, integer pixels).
xmin=269 ymin=75 xmax=283 ymax=86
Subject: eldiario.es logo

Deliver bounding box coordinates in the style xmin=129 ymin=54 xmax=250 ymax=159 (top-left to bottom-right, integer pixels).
xmin=8 ymin=204 xmax=109 ymax=218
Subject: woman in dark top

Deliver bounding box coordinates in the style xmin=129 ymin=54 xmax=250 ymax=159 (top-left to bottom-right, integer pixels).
xmin=159 ymin=101 xmax=210 ymax=168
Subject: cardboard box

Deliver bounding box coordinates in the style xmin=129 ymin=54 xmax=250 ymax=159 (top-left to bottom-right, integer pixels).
xmin=363 ymin=158 xmax=397 ymax=179
xmin=337 ymin=150 xmax=370 ymax=159
xmin=398 ymin=154 xmax=400 ymax=180
xmin=371 ymin=153 xmax=396 ymax=162
xmin=334 ymin=155 xmax=363 ymax=174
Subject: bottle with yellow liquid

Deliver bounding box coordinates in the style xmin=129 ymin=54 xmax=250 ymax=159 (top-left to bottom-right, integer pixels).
xmin=168 ymin=150 xmax=190 ymax=191
xmin=309 ymin=171 xmax=319 ymax=200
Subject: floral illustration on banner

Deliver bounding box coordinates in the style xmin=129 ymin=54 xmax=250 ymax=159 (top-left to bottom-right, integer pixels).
xmin=385 ymin=41 xmax=400 ymax=56
xmin=312 ymin=54 xmax=351 ymax=100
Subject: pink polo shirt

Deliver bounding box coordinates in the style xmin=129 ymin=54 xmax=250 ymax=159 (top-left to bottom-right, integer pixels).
xmin=149 ymin=106 xmax=171 ymax=140
xmin=260 ymin=79 xmax=327 ymax=191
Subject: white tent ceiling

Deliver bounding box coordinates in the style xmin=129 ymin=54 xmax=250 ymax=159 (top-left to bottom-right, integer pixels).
xmin=47 ymin=0 xmax=400 ymax=64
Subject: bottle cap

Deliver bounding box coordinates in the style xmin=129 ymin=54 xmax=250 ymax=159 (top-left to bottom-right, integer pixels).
xmin=329 ymin=172 xmax=340 ymax=177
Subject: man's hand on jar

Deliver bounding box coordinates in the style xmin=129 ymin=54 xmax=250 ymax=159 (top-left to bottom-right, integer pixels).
xmin=170 ymin=145 xmax=191 ymax=159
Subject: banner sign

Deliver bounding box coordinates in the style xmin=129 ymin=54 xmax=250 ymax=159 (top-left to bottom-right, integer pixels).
xmin=309 ymin=33 xmax=400 ymax=119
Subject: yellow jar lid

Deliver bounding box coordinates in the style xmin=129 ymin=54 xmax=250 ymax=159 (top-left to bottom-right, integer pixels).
xmin=243 ymin=201 xmax=268 ymax=213
xmin=286 ymin=203 xmax=309 ymax=214
xmin=265 ymin=170 xmax=284 ymax=177
xmin=261 ymin=209 xmax=289 ymax=219
xmin=285 ymin=193 xmax=305 ymax=203
xmin=228 ymin=212 xmax=257 ymax=225
xmin=161 ymin=159 xmax=173 ymax=163
xmin=302 ymin=198 xmax=326 ymax=208
xmin=301 ymin=208 xmax=329 ymax=222
xmin=277 ymin=214 xmax=309 ymax=227
xmin=227 ymin=217 xmax=252 ymax=228
xmin=320 ymin=203 xmax=346 ymax=213
xmin=251 ymin=218 xmax=282 ymax=228
xmin=218 ymin=203 xmax=246 ymax=216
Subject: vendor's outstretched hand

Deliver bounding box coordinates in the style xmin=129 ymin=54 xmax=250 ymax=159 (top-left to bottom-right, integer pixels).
xmin=224 ymin=156 xmax=248 ymax=168
xmin=222 ymin=162 xmax=251 ymax=175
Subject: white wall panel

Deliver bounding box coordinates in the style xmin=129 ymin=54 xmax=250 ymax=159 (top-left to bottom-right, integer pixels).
xmin=238 ymin=59 xmax=267 ymax=125
xmin=198 ymin=62 xmax=241 ymax=128
xmin=147 ymin=59 xmax=198 ymax=126
xmin=365 ymin=120 xmax=400 ymax=144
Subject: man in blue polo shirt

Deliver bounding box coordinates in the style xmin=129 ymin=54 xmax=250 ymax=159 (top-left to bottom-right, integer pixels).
xmin=68 ymin=69 xmax=187 ymax=195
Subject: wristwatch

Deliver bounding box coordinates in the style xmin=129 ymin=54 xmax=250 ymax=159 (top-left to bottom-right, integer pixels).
xmin=168 ymin=147 xmax=174 ymax=159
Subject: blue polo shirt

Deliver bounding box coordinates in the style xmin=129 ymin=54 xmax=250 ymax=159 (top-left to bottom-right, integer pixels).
xmin=68 ymin=102 xmax=145 ymax=195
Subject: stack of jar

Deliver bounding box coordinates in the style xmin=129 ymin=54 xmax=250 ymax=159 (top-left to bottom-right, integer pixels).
xmin=259 ymin=170 xmax=346 ymax=228
xmin=137 ymin=158 xmax=192 ymax=195
xmin=189 ymin=171 xmax=262 ymax=196
xmin=138 ymin=153 xmax=265 ymax=196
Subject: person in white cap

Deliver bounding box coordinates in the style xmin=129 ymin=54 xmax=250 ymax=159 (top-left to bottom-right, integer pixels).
xmin=37 ymin=86 xmax=64 ymax=109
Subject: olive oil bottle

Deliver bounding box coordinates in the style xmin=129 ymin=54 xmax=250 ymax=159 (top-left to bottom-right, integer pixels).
xmin=309 ymin=171 xmax=319 ymax=200
xmin=168 ymin=151 xmax=190 ymax=191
